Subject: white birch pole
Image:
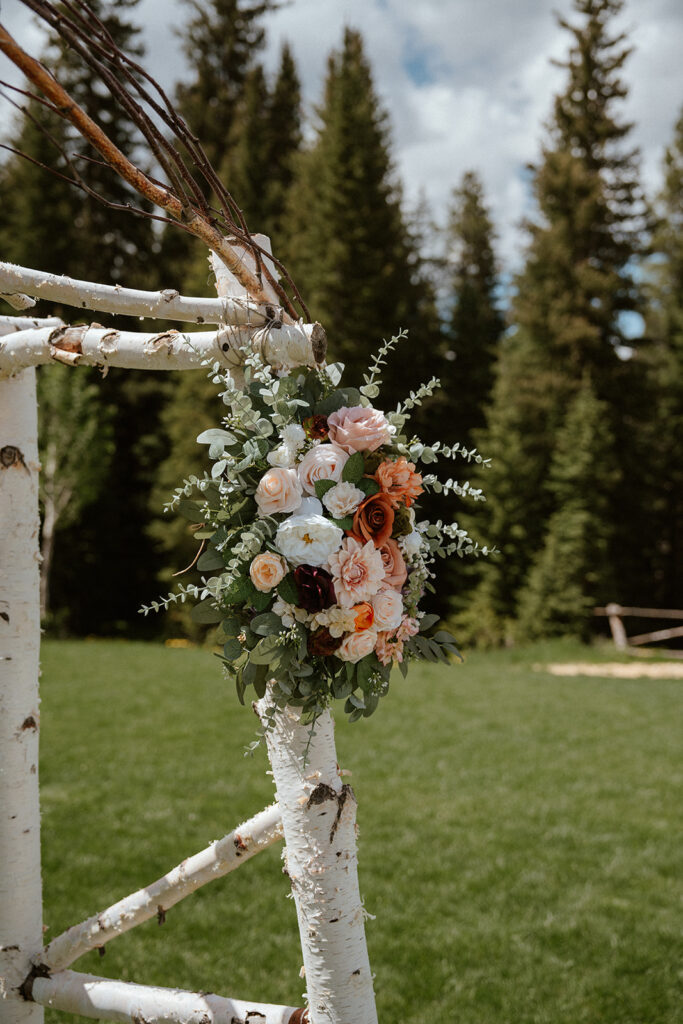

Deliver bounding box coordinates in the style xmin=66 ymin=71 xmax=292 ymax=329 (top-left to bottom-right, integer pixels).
xmin=43 ymin=803 xmax=283 ymax=972
xmin=0 ymin=321 xmax=325 ymax=379
xmin=30 ymin=970 xmax=307 ymax=1024
xmin=256 ymin=693 xmax=378 ymax=1024
xmin=0 ymin=261 xmax=267 ymax=326
xmin=0 ymin=368 xmax=44 ymax=1024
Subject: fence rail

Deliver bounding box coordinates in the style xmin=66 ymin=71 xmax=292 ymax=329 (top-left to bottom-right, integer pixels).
xmin=594 ymin=603 xmax=683 ymax=653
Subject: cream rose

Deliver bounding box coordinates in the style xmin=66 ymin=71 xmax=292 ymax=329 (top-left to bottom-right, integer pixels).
xmin=336 ymin=628 xmax=378 ymax=663
xmin=255 ymin=467 xmax=302 ymax=516
xmin=327 ymin=405 xmax=391 ymax=453
xmin=297 ymin=443 xmax=348 ymax=495
xmin=371 ymin=587 xmax=404 ymax=631
xmin=249 ymin=552 xmax=286 ymax=593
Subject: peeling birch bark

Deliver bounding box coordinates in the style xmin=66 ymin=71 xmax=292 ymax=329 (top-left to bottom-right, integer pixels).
xmin=0 ymin=369 xmax=44 ymax=1024
xmin=0 ymin=315 xmax=62 ymax=336
xmin=0 ymin=262 xmax=265 ymax=326
xmin=0 ymin=292 xmax=36 ymax=311
xmin=256 ymin=694 xmax=378 ymax=1024
xmin=0 ymin=321 xmax=325 ymax=379
xmin=210 ymin=234 xmax=282 ymax=306
xmin=30 ymin=970 xmax=307 ymax=1024
xmin=43 ymin=804 xmax=283 ymax=971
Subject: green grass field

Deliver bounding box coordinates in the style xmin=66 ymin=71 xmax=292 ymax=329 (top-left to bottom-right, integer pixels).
xmin=38 ymin=638 xmax=681 ymax=1023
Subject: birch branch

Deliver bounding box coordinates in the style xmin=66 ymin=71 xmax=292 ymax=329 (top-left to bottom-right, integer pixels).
xmin=29 ymin=970 xmax=307 ymax=1024
xmin=0 ymin=262 xmax=270 ymax=326
xmin=0 ymin=23 xmax=293 ymax=315
xmin=256 ymin=692 xmax=378 ymax=1024
xmin=0 ymin=321 xmax=326 ymax=379
xmin=0 ymin=314 xmax=62 ymax=337
xmin=42 ymin=804 xmax=283 ymax=972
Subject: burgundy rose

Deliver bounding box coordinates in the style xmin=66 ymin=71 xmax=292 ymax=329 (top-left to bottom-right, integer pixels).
xmin=303 ymin=414 xmax=329 ymax=441
xmin=308 ymin=627 xmax=343 ymax=658
xmin=293 ymin=564 xmax=336 ymax=613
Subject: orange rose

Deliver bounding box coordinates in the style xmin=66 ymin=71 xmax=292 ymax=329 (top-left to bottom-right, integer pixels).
xmin=373 ymin=457 xmax=423 ymax=508
xmin=351 ymin=492 xmax=394 ymax=547
xmin=352 ymin=602 xmax=375 ymax=631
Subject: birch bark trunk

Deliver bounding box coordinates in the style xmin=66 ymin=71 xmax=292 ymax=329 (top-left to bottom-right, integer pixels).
xmin=0 ymin=369 xmax=44 ymax=1024
xmin=256 ymin=691 xmax=378 ymax=1024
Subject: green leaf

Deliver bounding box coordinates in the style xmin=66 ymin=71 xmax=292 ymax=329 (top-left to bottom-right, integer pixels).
xmin=277 ymin=573 xmax=299 ymax=606
xmin=314 ymin=478 xmax=337 ymax=500
xmin=358 ymin=477 xmax=380 ymax=497
xmin=252 ymin=663 xmax=269 ymax=699
xmin=348 ymin=691 xmax=366 ymax=710
xmin=249 ymin=635 xmax=281 ymax=664
xmin=314 ymin=386 xmax=361 ymax=417
xmin=250 ymin=612 xmax=283 ymax=636
xmin=348 ymin=708 xmax=364 ymax=723
xmin=330 ymin=516 xmax=354 ymax=531
xmin=197 ymin=548 xmax=225 ymax=571
xmin=190 ymin=599 xmax=224 ymax=624
xmin=251 ymin=589 xmax=272 ymax=612
xmin=414 ymin=635 xmax=439 ymax=662
xmin=342 ymin=452 xmax=365 ymax=483
xmin=398 ymin=658 xmax=409 ymax=679
xmin=419 ymin=613 xmax=440 ymax=631
xmin=220 ymin=616 xmax=240 ymax=637
xmin=223 ymin=638 xmax=242 ymax=660
xmin=433 ymin=629 xmax=458 ymax=644
xmin=177 ymin=499 xmax=205 ymax=523
xmin=356 ymin=655 xmax=375 ymax=691
xmin=332 ymin=677 xmax=353 ymax=700
xmin=196 ymin=427 xmax=237 ymax=446
xmin=362 ymin=693 xmax=379 ymax=717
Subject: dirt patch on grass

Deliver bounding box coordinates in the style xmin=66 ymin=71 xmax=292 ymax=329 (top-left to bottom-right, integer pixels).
xmin=541 ymin=662 xmax=683 ymax=679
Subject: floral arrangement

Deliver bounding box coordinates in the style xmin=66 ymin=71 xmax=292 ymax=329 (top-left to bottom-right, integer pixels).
xmin=143 ymin=332 xmax=489 ymax=727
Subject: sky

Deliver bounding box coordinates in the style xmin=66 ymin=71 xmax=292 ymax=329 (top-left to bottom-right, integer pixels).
xmin=1 ymin=0 xmax=682 ymax=271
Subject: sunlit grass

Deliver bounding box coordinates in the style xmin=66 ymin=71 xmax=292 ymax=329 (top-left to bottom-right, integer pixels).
xmin=39 ymin=638 xmax=681 ymax=1023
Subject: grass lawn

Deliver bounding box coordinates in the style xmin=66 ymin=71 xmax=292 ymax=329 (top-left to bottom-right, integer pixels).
xmin=38 ymin=638 xmax=681 ymax=1023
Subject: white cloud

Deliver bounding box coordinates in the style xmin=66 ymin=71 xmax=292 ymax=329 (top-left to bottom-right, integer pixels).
xmin=1 ymin=0 xmax=681 ymax=274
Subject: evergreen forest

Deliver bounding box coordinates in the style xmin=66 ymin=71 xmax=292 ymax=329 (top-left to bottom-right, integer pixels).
xmin=1 ymin=0 xmax=680 ymax=645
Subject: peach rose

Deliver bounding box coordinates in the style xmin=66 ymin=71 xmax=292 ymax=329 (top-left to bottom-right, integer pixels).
xmin=249 ymin=552 xmax=287 ymax=593
xmin=255 ymin=467 xmax=302 ymax=517
xmin=297 ymin=443 xmax=348 ymax=495
xmin=371 ymin=587 xmax=403 ymax=631
xmin=327 ymin=536 xmax=385 ymax=607
xmin=352 ymin=602 xmax=375 ymax=631
xmin=336 ymin=629 xmax=378 ymax=663
xmin=351 ymin=492 xmax=394 ymax=547
xmin=374 ymin=457 xmax=423 ymax=508
xmin=327 ymin=405 xmax=391 ymax=453
xmin=378 ymin=538 xmax=407 ymax=589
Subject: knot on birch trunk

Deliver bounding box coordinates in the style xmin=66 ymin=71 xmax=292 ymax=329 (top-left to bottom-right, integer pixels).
xmin=306 ymin=782 xmax=356 ymax=842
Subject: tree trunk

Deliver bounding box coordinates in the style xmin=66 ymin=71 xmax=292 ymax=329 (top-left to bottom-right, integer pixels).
xmin=0 ymin=368 xmax=44 ymax=1024
xmin=256 ymin=690 xmax=378 ymax=1024
xmin=39 ymin=495 xmax=56 ymax=621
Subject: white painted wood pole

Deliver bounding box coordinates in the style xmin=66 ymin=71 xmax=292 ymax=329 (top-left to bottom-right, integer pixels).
xmin=256 ymin=692 xmax=378 ymax=1024
xmin=0 ymin=368 xmax=44 ymax=1024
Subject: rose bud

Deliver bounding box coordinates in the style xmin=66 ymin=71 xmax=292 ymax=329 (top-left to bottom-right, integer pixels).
xmin=308 ymin=627 xmax=343 ymax=658
xmin=293 ymin=564 xmax=336 ymax=613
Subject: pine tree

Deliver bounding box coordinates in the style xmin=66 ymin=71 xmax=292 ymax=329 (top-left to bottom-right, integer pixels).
xmin=465 ymin=0 xmax=645 ymax=638
xmin=516 ymin=377 xmax=619 ymax=639
xmin=641 ymin=109 xmax=683 ymax=606
xmin=441 ymin=170 xmax=503 ymax=449
xmin=281 ymin=28 xmax=441 ymax=408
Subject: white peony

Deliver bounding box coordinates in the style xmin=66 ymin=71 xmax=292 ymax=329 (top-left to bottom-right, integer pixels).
xmin=322 ymin=481 xmax=365 ymax=519
xmin=275 ymin=508 xmax=344 ymax=567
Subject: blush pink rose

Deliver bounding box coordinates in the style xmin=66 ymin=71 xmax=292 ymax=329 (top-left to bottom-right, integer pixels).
xmin=378 ymin=538 xmax=407 ymax=589
xmin=327 ymin=405 xmax=391 ymax=453
xmin=327 ymin=537 xmax=385 ymax=607
xmin=297 ymin=443 xmax=348 ymax=495
xmin=255 ymin=467 xmax=302 ymax=516
xmin=371 ymin=587 xmax=404 ymax=631
xmin=249 ymin=552 xmax=286 ymax=592
xmin=337 ymin=629 xmax=378 ymax=663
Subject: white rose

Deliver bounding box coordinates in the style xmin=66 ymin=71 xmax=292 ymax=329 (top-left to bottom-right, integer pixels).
xmin=275 ymin=512 xmax=344 ymax=567
xmin=371 ymin=588 xmax=403 ymax=631
xmin=322 ymin=481 xmax=365 ymax=519
xmin=267 ymin=445 xmax=296 ymax=468
xmin=281 ymin=424 xmax=306 ymax=449
xmin=297 ymin=443 xmax=348 ymax=495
